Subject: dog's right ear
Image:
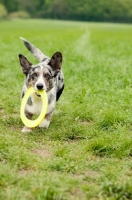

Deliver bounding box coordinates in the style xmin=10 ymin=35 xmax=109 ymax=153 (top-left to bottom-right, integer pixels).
xmin=19 ymin=54 xmax=32 ymax=75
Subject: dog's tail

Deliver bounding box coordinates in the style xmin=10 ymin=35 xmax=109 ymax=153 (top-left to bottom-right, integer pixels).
xmin=20 ymin=37 xmax=50 ymax=62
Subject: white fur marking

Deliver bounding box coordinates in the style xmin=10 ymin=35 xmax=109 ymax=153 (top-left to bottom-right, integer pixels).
xmin=39 ymin=119 xmax=50 ymax=128
xmin=26 ymin=94 xmax=43 ymax=115
xmin=21 ymin=126 xmax=32 ymax=133
xmin=35 ymin=65 xmax=46 ymax=90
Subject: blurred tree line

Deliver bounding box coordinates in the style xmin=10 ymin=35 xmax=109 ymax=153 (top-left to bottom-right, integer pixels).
xmin=0 ymin=0 xmax=132 ymax=22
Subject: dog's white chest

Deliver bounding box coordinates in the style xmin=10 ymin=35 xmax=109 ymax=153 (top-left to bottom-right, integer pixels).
xmin=26 ymin=94 xmax=43 ymax=115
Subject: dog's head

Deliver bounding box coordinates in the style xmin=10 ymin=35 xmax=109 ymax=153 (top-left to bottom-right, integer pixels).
xmin=19 ymin=52 xmax=62 ymax=92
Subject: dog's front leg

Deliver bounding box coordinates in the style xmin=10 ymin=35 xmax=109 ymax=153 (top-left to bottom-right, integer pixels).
xmin=39 ymin=111 xmax=54 ymax=129
xmin=21 ymin=112 xmax=33 ymax=133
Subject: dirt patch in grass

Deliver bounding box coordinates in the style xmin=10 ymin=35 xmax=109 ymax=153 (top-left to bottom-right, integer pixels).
xmin=32 ymin=148 xmax=52 ymax=158
xmin=19 ymin=168 xmax=35 ymax=175
xmin=85 ymin=170 xmax=101 ymax=178
xmin=79 ymin=120 xmax=94 ymax=126
xmin=70 ymin=187 xmax=86 ymax=200
xmin=0 ymin=108 xmax=4 ymax=113
xmin=71 ymin=170 xmax=100 ymax=180
xmin=19 ymin=169 xmax=29 ymax=175
xmin=10 ymin=126 xmax=21 ymax=132
xmin=11 ymin=113 xmax=20 ymax=117
xmin=2 ymin=113 xmax=20 ymax=120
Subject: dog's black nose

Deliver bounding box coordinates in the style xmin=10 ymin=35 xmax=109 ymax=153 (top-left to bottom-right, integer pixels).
xmin=36 ymin=83 xmax=44 ymax=90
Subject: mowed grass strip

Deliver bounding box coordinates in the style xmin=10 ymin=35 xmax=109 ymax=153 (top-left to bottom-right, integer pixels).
xmin=0 ymin=20 xmax=132 ymax=199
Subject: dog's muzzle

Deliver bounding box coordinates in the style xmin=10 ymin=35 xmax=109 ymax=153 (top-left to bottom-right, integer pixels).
xmin=36 ymin=83 xmax=44 ymax=90
xmin=35 ymin=83 xmax=44 ymax=97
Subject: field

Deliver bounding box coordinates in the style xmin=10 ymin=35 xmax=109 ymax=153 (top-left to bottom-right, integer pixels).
xmin=0 ymin=19 xmax=132 ymax=200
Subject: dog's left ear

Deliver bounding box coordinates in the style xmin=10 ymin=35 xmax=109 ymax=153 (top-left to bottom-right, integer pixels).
xmin=19 ymin=54 xmax=32 ymax=75
xmin=48 ymin=52 xmax=62 ymax=73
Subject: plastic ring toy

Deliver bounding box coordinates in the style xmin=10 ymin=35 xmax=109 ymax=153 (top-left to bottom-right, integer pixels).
xmin=20 ymin=87 xmax=48 ymax=128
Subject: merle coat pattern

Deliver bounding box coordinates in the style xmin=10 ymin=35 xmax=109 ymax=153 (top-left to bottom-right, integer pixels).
xmin=19 ymin=37 xmax=64 ymax=132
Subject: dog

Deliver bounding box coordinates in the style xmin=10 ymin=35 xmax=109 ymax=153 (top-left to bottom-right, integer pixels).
xmin=19 ymin=37 xmax=64 ymax=132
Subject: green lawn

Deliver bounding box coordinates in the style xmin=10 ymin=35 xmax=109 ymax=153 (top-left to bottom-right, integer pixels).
xmin=0 ymin=19 xmax=132 ymax=200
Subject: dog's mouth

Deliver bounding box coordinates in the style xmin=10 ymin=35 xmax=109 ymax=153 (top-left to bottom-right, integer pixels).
xmin=35 ymin=92 xmax=41 ymax=97
xmin=35 ymin=88 xmax=46 ymax=97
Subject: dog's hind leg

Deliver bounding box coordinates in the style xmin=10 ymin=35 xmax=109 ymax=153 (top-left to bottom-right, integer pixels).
xmin=39 ymin=111 xmax=54 ymax=129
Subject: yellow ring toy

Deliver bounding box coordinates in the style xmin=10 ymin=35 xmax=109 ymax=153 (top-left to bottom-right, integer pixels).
xmin=20 ymin=87 xmax=48 ymax=128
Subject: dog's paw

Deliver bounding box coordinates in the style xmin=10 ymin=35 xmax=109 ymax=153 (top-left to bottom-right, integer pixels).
xmin=39 ymin=119 xmax=50 ymax=128
xmin=21 ymin=126 xmax=32 ymax=133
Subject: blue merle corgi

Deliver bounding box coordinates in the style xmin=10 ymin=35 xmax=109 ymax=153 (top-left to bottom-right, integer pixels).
xmin=19 ymin=37 xmax=64 ymax=132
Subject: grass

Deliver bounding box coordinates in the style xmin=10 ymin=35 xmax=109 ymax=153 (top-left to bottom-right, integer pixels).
xmin=0 ymin=19 xmax=132 ymax=199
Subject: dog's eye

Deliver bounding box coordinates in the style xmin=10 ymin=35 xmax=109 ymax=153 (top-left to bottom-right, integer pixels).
xmin=44 ymin=74 xmax=51 ymax=80
xmin=34 ymin=73 xmax=38 ymax=77
xmin=31 ymin=73 xmax=38 ymax=80
xmin=33 ymin=73 xmax=37 ymax=78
